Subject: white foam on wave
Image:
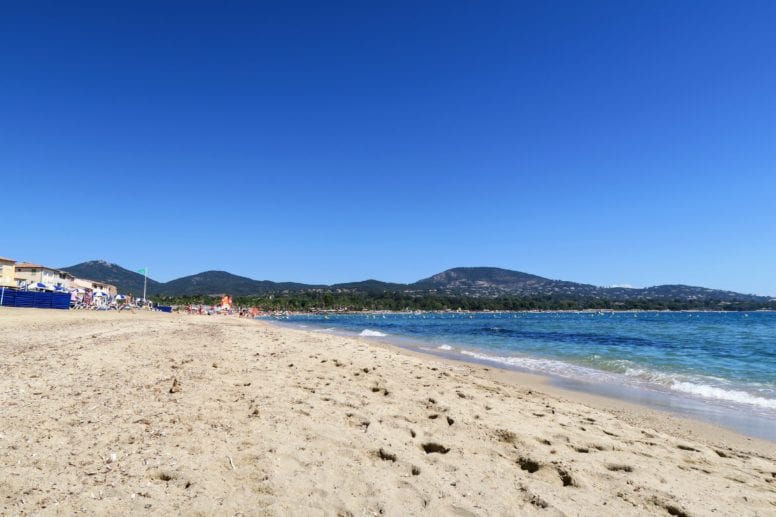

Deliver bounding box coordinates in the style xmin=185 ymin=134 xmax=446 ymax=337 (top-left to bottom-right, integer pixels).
xmin=670 ymin=381 xmax=776 ymax=410
xmin=359 ymin=329 xmax=387 ymax=337
xmin=437 ymin=344 xmax=454 ymax=351
xmin=313 ymin=327 xmax=336 ymax=333
xmin=624 ymin=369 xmax=776 ymax=410
xmin=624 ymin=367 xmax=680 ymax=384
xmin=459 ymin=349 xmax=600 ymax=379
xmin=458 ymin=350 xmax=776 ymax=412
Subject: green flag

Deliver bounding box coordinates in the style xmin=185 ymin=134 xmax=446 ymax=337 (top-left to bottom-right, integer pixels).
xmin=137 ymin=268 xmax=147 ymax=275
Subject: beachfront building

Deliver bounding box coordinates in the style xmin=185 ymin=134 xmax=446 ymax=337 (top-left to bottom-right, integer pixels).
xmin=0 ymin=257 xmax=16 ymax=287
xmin=14 ymin=263 xmax=75 ymax=290
xmin=72 ymin=277 xmax=117 ymax=297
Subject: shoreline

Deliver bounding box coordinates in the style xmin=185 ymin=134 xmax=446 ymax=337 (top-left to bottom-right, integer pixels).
xmin=2 ymin=308 xmax=774 ymax=515
xmin=270 ymin=320 xmax=775 ymax=453
xmin=264 ymin=308 xmax=776 ymax=315
xmin=266 ymin=317 xmax=776 ymax=443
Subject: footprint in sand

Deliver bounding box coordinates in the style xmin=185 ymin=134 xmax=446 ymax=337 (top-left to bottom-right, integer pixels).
xmin=422 ymin=442 xmax=450 ymax=454
xmin=377 ymin=448 xmax=397 ymax=462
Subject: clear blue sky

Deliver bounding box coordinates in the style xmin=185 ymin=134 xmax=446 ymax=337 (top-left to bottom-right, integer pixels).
xmin=2 ymin=1 xmax=774 ymax=295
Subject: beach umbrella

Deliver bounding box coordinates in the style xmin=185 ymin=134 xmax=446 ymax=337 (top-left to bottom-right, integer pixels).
xmin=73 ymin=288 xmax=86 ymax=293
xmin=54 ymin=285 xmax=68 ymax=292
xmin=115 ymin=294 xmax=127 ymax=301
xmin=30 ymin=282 xmax=47 ymax=290
xmin=93 ymin=291 xmax=108 ymax=297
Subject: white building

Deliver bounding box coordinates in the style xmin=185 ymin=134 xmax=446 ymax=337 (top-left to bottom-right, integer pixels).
xmin=14 ymin=263 xmax=75 ymax=290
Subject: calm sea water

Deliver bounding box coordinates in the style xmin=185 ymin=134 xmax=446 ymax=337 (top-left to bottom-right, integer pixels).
xmin=267 ymin=312 xmax=776 ymax=439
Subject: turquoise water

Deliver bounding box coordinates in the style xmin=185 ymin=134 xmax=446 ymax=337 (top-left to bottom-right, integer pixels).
xmin=268 ymin=312 xmax=776 ymax=439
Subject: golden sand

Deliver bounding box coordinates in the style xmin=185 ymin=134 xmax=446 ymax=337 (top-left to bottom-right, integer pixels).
xmin=1 ymin=309 xmax=774 ymax=515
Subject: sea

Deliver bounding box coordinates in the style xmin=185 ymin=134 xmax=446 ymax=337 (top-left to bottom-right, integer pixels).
xmin=266 ymin=311 xmax=776 ymax=440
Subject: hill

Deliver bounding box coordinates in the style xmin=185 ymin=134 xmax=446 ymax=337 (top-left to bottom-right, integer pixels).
xmin=331 ymin=279 xmax=409 ymax=293
xmin=411 ymin=267 xmax=587 ymax=297
xmin=410 ymin=267 xmax=768 ymax=302
xmin=61 ymin=261 xmax=770 ymax=303
xmin=155 ymin=271 xmax=320 ymax=296
xmin=61 ymin=261 xmax=159 ymax=295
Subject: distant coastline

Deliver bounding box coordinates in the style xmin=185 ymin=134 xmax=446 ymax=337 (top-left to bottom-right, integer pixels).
xmin=159 ymin=295 xmax=776 ymax=313
xmin=4 ymin=258 xmax=774 ymax=312
xmin=257 ymin=308 xmax=776 ymax=315
xmin=63 ymin=262 xmax=774 ymax=304
xmin=1 ymin=257 xmax=767 ymax=312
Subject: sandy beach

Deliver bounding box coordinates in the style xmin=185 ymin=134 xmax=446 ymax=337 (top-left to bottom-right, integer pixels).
xmin=1 ymin=309 xmax=774 ymax=515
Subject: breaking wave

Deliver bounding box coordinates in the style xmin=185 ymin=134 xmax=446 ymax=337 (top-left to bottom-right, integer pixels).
xmin=669 ymin=381 xmax=776 ymax=410
xmin=458 ymin=349 xmax=776 ymax=411
xmin=359 ymin=329 xmax=387 ymax=337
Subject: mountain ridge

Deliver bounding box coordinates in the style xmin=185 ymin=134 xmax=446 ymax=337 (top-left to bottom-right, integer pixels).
xmin=60 ymin=260 xmax=160 ymax=296
xmin=60 ymin=261 xmax=771 ymax=302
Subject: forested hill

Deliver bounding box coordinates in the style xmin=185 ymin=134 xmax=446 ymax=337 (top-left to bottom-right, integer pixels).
xmin=157 ymin=271 xmax=323 ymax=296
xmin=408 ymin=267 xmax=768 ymax=302
xmin=61 ymin=261 xmax=159 ymax=295
xmin=61 ymin=262 xmax=771 ymax=304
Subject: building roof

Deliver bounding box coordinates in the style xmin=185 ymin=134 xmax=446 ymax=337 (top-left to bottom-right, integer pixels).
xmin=0 ymin=256 xmax=15 ymax=263
xmin=75 ymin=277 xmax=116 ymax=289
xmin=16 ymin=263 xmax=71 ymax=275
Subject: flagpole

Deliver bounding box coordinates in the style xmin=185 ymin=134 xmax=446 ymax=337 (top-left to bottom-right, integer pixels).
xmin=143 ymin=267 xmax=147 ymax=304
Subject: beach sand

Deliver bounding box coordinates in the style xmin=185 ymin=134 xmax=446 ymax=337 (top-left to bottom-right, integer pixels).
xmin=1 ymin=309 xmax=774 ymax=515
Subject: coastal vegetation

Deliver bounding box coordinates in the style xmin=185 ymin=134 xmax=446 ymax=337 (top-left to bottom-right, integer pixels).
xmin=151 ymin=291 xmax=776 ymax=312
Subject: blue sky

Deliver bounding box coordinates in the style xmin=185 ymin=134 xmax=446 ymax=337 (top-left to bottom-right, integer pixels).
xmin=2 ymin=1 xmax=775 ymax=294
